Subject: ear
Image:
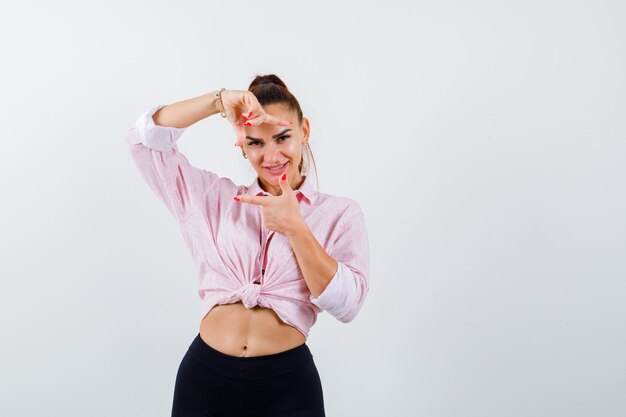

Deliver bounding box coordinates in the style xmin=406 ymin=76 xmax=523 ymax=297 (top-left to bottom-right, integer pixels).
xmin=300 ymin=116 xmax=310 ymax=141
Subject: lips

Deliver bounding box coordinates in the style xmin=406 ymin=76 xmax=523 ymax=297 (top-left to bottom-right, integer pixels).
xmin=264 ymin=162 xmax=287 ymax=169
xmin=264 ymin=161 xmax=288 ymax=175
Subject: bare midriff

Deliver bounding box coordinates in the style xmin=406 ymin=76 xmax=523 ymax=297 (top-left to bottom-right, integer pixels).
xmin=199 ymin=301 xmax=306 ymax=357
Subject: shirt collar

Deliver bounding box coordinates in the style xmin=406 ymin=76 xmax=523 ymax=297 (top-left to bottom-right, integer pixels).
xmin=246 ymin=175 xmax=315 ymax=205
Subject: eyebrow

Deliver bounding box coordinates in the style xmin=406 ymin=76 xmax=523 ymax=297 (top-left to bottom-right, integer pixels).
xmin=245 ymin=129 xmax=293 ymax=141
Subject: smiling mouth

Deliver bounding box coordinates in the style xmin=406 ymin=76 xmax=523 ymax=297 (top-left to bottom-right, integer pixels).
xmin=264 ymin=162 xmax=288 ymax=168
xmin=263 ymin=162 xmax=287 ymax=169
xmin=264 ymin=162 xmax=288 ymax=174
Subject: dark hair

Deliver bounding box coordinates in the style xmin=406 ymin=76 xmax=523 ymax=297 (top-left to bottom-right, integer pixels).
xmin=247 ymin=74 xmax=318 ymax=191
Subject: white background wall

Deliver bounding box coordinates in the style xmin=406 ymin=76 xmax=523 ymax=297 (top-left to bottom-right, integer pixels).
xmin=1 ymin=0 xmax=624 ymax=416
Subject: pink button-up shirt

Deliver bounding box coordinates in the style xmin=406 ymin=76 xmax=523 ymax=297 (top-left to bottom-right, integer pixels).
xmin=124 ymin=104 xmax=370 ymax=339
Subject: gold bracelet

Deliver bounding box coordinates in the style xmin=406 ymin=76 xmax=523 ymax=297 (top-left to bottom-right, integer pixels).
xmin=215 ymin=88 xmax=227 ymax=118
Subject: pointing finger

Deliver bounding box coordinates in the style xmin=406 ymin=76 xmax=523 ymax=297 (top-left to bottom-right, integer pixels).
xmin=233 ymin=194 xmax=270 ymax=206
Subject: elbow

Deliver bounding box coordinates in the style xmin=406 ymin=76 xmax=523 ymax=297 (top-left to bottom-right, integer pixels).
xmin=336 ymin=282 xmax=369 ymax=323
xmin=308 ymin=262 xmax=369 ymax=323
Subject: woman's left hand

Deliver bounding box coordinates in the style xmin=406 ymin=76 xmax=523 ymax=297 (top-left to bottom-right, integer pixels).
xmin=234 ymin=174 xmax=306 ymax=237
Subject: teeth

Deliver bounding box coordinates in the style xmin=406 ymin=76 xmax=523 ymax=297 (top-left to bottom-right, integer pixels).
xmin=267 ymin=162 xmax=287 ymax=170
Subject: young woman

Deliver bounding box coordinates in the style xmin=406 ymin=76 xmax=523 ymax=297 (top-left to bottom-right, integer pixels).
xmin=124 ymin=74 xmax=370 ymax=417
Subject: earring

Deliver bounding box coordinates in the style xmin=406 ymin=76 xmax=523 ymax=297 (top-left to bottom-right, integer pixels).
xmin=241 ymin=149 xmax=248 ymax=159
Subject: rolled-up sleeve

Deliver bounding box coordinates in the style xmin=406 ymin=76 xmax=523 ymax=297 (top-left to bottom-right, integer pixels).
xmin=309 ymin=202 xmax=370 ymax=323
xmin=124 ymin=104 xmax=219 ymax=222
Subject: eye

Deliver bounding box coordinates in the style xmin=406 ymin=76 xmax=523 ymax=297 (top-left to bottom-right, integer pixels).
xmin=246 ymin=136 xmax=290 ymax=147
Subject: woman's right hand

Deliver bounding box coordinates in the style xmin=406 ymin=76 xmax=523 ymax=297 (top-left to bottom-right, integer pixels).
xmin=220 ymin=90 xmax=292 ymax=147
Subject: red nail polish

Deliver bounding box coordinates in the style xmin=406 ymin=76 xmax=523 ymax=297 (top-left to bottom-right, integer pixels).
xmin=248 ymin=111 xmax=253 ymax=117
xmin=244 ymin=122 xmax=251 ymax=126
xmin=281 ymin=173 xmax=286 ymax=180
xmin=233 ymin=196 xmax=240 ymax=201
xmin=240 ymin=114 xmax=247 ymax=119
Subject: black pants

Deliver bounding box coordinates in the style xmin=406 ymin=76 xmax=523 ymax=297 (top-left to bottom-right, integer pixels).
xmin=171 ymin=333 xmax=326 ymax=417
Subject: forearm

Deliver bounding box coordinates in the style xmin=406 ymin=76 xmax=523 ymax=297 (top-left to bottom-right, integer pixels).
xmin=287 ymin=221 xmax=339 ymax=297
xmin=152 ymin=90 xmax=223 ymax=129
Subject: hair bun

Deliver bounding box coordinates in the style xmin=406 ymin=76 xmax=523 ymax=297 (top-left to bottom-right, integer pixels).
xmin=250 ymin=74 xmax=288 ymax=91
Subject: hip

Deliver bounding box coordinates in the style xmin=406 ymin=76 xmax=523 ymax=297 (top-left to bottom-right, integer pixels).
xmin=172 ymin=333 xmax=325 ymax=416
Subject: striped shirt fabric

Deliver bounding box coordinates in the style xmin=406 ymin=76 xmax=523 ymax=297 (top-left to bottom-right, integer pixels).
xmin=124 ymin=104 xmax=370 ymax=339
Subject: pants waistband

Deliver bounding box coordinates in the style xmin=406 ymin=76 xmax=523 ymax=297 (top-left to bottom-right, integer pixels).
xmin=187 ymin=333 xmax=313 ymax=380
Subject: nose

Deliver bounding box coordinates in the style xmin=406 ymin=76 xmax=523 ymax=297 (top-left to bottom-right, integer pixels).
xmin=263 ymin=143 xmax=285 ymax=164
